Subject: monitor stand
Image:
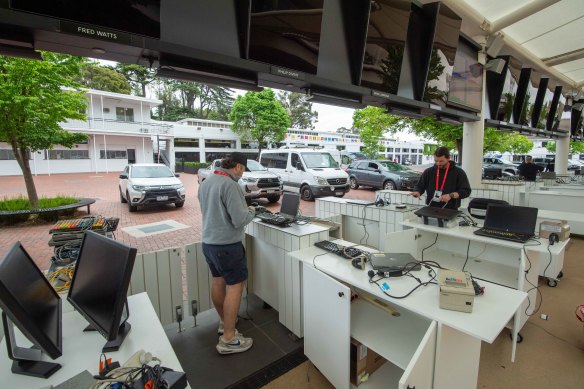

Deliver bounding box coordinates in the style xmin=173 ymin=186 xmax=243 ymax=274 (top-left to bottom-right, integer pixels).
xmin=2 ymin=313 xmax=61 ymax=378
xmin=83 ymin=300 xmax=131 ymax=352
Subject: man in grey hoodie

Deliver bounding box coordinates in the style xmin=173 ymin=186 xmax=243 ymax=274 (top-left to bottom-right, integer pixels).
xmin=198 ymin=152 xmax=256 ymax=354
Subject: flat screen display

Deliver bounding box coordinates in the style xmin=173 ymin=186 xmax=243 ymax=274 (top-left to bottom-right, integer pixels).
xmin=423 ymin=4 xmax=461 ymax=107
xmin=10 ymin=0 xmax=161 ymax=38
xmin=447 ymin=38 xmax=483 ymax=112
xmin=496 ymin=57 xmax=521 ymax=123
xmin=280 ymin=193 xmax=300 ymax=217
xmin=248 ymin=0 xmax=324 ymax=74
xmin=360 ymin=0 xmax=410 ymax=95
xmin=534 ymin=81 xmax=554 ymax=129
xmin=484 ymin=204 xmax=538 ymax=234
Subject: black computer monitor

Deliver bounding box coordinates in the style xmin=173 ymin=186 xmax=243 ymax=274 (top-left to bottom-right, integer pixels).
xmin=280 ymin=193 xmax=301 ymax=218
xmin=67 ymin=231 xmax=137 ymax=352
xmin=0 ymin=242 xmax=62 ymax=378
xmin=484 ymin=204 xmax=538 ymax=235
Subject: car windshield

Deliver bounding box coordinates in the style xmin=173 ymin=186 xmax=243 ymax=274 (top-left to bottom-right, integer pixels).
xmin=301 ymin=153 xmax=338 ymax=168
xmin=378 ymin=161 xmax=410 ymax=171
xmin=131 ymin=165 xmax=174 ymax=178
xmin=247 ymin=159 xmax=267 ymax=172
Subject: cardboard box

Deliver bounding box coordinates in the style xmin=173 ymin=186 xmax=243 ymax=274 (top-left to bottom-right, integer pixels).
xmin=350 ymin=338 xmax=387 ymax=386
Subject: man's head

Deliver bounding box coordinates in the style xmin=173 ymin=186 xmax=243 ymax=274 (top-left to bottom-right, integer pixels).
xmin=221 ymin=152 xmax=247 ymax=179
xmin=434 ymin=147 xmax=451 ymax=169
xmin=525 ymin=156 xmax=533 ymax=163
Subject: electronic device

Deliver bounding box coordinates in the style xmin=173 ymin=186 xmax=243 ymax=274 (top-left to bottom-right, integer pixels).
xmin=369 ymin=252 xmax=421 ymax=273
xmin=395 ymin=203 xmax=407 ymax=209
xmin=467 ymin=198 xmax=509 ymax=219
xmin=414 ymin=206 xmax=459 ymax=228
xmin=256 ymin=193 xmax=300 ymax=226
xmin=351 ymin=257 xmax=367 ymax=270
xmin=0 ymin=242 xmax=62 ymax=378
xmin=314 ymin=240 xmax=365 ymax=260
xmin=346 ymin=199 xmax=375 ymax=206
xmin=539 ymin=220 xmax=570 ymax=241
xmin=67 ymin=231 xmax=137 ymax=352
xmin=438 ymin=270 xmax=475 ymax=313
xmin=474 ymin=204 xmax=538 ymax=243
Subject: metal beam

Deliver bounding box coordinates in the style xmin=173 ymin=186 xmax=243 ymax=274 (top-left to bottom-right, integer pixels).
xmin=489 ymin=0 xmax=560 ymax=32
xmin=544 ymin=48 xmax=584 ymax=67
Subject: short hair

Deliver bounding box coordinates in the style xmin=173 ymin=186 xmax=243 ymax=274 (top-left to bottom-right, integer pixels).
xmin=220 ymin=152 xmax=248 ymax=169
xmin=220 ymin=157 xmax=238 ymax=169
xmin=525 ymin=156 xmax=533 ymax=162
xmin=434 ymin=147 xmax=450 ymax=158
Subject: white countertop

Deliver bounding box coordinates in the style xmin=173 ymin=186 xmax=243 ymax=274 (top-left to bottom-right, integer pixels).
xmin=251 ymin=218 xmax=330 ymax=236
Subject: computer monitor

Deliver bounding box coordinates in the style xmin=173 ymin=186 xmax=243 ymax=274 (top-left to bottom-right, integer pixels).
xmin=67 ymin=231 xmax=137 ymax=352
xmin=280 ymin=193 xmax=300 ymax=218
xmin=484 ymin=204 xmax=538 ymax=235
xmin=0 ymin=242 xmax=62 ymax=378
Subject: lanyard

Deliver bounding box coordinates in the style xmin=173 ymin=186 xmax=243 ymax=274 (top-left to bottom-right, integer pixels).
xmin=214 ymin=170 xmax=231 ymax=178
xmin=435 ymin=163 xmax=450 ymax=191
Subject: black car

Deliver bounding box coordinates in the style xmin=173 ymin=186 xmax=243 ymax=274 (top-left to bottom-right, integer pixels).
xmin=346 ymin=160 xmax=421 ymax=190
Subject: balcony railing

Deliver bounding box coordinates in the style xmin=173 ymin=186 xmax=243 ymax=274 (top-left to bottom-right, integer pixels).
xmin=61 ymin=118 xmax=173 ymax=136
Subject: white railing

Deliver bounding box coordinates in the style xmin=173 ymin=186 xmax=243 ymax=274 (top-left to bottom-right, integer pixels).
xmin=62 ymin=118 xmax=174 ymax=136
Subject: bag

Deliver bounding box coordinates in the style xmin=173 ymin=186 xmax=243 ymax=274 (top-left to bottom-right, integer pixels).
xmin=467 ymin=198 xmax=509 ymax=219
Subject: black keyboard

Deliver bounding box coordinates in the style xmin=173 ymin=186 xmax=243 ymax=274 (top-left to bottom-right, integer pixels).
xmin=474 ymin=227 xmax=532 ymax=243
xmin=257 ymin=213 xmax=292 ymax=226
xmin=314 ymin=240 xmax=364 ymax=259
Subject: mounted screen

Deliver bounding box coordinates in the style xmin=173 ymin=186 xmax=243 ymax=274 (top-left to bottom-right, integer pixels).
xmin=248 ymin=0 xmax=324 ymax=74
xmin=447 ymin=38 xmax=483 ymax=112
xmin=360 ymin=0 xmax=410 ymax=95
xmin=496 ymin=57 xmax=521 ymax=123
xmin=10 ymin=0 xmax=161 ymax=38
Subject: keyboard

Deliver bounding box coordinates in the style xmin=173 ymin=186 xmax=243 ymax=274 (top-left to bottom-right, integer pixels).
xmin=473 ymin=227 xmax=533 ymax=243
xmin=314 ymin=240 xmax=364 ymax=259
xmin=257 ymin=213 xmax=292 ymax=226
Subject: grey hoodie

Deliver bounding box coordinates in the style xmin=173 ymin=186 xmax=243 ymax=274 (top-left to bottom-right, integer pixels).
xmin=198 ymin=167 xmax=255 ymax=245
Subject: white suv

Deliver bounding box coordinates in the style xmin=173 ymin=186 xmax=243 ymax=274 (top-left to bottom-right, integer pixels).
xmin=119 ymin=164 xmax=186 ymax=212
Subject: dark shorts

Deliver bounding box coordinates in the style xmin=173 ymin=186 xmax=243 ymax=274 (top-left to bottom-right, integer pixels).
xmin=202 ymin=242 xmax=248 ymax=285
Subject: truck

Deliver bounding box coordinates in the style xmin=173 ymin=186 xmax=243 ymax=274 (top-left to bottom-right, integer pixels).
xmin=197 ymin=159 xmax=283 ymax=203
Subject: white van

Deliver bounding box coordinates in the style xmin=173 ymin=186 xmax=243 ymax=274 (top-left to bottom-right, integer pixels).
xmin=260 ymin=148 xmax=350 ymax=200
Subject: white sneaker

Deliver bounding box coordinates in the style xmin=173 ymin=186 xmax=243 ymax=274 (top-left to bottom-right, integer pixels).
xmin=216 ymin=331 xmax=253 ymax=355
xmin=217 ymin=318 xmax=238 ymax=335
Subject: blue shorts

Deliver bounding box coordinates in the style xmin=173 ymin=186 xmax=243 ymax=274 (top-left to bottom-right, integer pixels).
xmin=202 ymin=242 xmax=248 ymax=285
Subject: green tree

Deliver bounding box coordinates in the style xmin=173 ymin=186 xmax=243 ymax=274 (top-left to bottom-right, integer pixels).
xmin=352 ymin=107 xmax=399 ymax=159
xmin=545 ymin=140 xmax=584 ymax=154
xmin=229 ymin=89 xmax=291 ymax=155
xmin=277 ymin=91 xmax=318 ymax=129
xmin=115 ymin=63 xmax=156 ymax=97
xmin=0 ymin=52 xmax=88 ymax=208
xmin=80 ymin=62 xmax=131 ymax=94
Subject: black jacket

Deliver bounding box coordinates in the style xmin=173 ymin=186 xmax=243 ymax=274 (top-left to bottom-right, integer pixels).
xmin=413 ymin=161 xmax=471 ymax=209
xmin=518 ymin=162 xmax=543 ymax=181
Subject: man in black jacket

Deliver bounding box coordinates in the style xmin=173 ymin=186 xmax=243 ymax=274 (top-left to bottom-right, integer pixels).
xmin=518 ymin=156 xmax=543 ymax=181
xmin=410 ymin=147 xmax=471 ymax=210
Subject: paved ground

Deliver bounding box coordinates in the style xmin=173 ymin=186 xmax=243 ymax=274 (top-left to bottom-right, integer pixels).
xmin=0 ymin=172 xmax=378 ymax=270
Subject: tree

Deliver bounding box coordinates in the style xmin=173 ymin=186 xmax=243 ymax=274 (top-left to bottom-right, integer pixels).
xmin=545 ymin=140 xmax=584 ymax=154
xmin=79 ymin=62 xmax=131 ymax=94
xmin=229 ymin=89 xmax=291 ymax=155
xmin=352 ymin=107 xmax=400 ymax=159
xmin=276 ymin=91 xmax=318 ymax=129
xmin=0 ymin=52 xmax=88 ymax=208
xmin=115 ymin=63 xmax=156 ymax=97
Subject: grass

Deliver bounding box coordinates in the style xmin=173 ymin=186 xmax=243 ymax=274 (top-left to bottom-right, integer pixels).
xmin=0 ymin=195 xmax=78 ymax=211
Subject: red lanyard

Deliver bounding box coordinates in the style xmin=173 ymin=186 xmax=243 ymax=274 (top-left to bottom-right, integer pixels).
xmin=214 ymin=171 xmax=231 ymax=178
xmin=435 ymin=163 xmax=450 ymax=191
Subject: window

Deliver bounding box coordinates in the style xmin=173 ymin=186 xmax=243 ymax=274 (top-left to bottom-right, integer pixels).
xmin=174 ymin=139 xmax=200 ymax=148
xmin=0 ymin=149 xmax=15 ymax=160
xmin=356 ymin=162 xmax=368 ymax=170
xmin=367 ymin=162 xmax=379 ymax=171
xmin=47 ymin=150 xmax=89 ymax=160
xmin=291 ymin=153 xmax=300 ymax=169
xmin=116 ymin=107 xmax=134 ymax=122
xmin=100 ymin=150 xmax=127 ymax=159
xmin=260 ymin=153 xmax=288 ymax=169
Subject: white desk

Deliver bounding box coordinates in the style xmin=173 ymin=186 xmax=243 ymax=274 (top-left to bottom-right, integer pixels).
xmin=292 ymin=242 xmax=526 ymax=389
xmin=0 ymin=293 xmax=187 ymax=388
xmin=245 ymin=219 xmax=331 ymax=337
xmin=527 ymin=189 xmax=584 ymax=213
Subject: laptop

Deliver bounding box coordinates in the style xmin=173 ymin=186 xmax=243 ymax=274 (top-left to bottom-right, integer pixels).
xmin=473 ymin=204 xmax=538 ymax=243
xmin=369 ymin=252 xmax=421 ymax=272
xmin=257 ymin=193 xmax=300 ymax=226
xmin=346 ymin=199 xmax=375 ymax=206
xmin=414 ymin=206 xmax=459 ymax=220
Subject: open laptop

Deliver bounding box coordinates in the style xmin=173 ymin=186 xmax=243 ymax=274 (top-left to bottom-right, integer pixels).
xmin=369 ymin=252 xmax=421 ymax=272
xmin=256 ymin=193 xmax=300 ymax=226
xmin=473 ymin=204 xmax=538 ymax=243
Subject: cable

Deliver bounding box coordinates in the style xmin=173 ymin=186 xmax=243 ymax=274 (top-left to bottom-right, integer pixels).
xmin=462 ymin=239 xmax=471 ymax=271
xmin=359 ymin=205 xmax=369 ymax=245
xmin=421 ymin=234 xmax=439 ymax=262
xmin=522 ymin=239 xmax=544 ymax=316
xmin=368 ymin=264 xmax=437 ymax=299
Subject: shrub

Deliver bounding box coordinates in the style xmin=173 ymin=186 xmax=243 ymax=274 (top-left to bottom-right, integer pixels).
xmin=0 ymin=195 xmax=80 ymax=225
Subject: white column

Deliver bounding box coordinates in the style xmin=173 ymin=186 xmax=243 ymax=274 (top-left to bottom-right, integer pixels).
xmin=93 ymin=135 xmax=98 ymax=173
xmin=199 ymin=137 xmax=206 ymax=162
xmin=90 ymin=95 xmax=94 ymax=128
xmin=46 ymin=150 xmax=50 ymax=176
xmin=100 ymin=95 xmax=105 ymax=128
xmin=555 ymin=136 xmax=570 ymax=174
xmin=167 ymin=139 xmax=175 ymax=172
xmin=142 ymin=137 xmax=146 ymax=163
xmin=104 ymin=134 xmax=108 ymax=173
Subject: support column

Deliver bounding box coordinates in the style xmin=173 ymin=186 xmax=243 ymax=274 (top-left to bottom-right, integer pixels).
xmin=462 ymin=121 xmax=485 ymax=187
xmin=555 ymin=136 xmax=569 ymax=174
xmin=167 ymin=139 xmax=175 ymax=172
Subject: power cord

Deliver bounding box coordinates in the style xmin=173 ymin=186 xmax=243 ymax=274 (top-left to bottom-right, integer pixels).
xmin=522 ymin=239 xmax=544 ymax=316
xmin=359 ymin=205 xmax=370 ymax=245
xmin=367 ymin=263 xmax=437 ymax=299
xmin=421 ymin=234 xmax=439 ymax=262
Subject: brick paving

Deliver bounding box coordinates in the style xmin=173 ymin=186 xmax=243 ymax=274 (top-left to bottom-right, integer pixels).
xmin=0 ymin=172 xmax=377 ymax=270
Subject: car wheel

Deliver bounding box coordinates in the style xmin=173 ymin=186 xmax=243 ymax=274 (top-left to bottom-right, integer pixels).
xmin=127 ymin=192 xmax=138 ymax=212
xmin=267 ymin=194 xmax=280 ymax=203
xmin=505 ymin=169 xmax=516 ymax=175
xmin=120 ymin=187 xmax=127 ymax=203
xmin=350 ymin=177 xmax=359 ymax=189
xmin=301 ymin=185 xmax=314 ymax=201
xmin=383 ymin=180 xmax=397 ymax=190
xmin=175 ymin=201 xmax=185 ymax=208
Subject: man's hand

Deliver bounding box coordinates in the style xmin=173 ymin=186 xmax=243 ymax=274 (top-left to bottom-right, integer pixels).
xmin=439 ymin=193 xmax=453 ymax=202
xmin=410 ymin=191 xmax=421 ymax=198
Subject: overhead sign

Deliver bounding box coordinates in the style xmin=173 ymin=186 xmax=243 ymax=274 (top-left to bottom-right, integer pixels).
xmin=60 ymin=21 xmax=131 ymax=45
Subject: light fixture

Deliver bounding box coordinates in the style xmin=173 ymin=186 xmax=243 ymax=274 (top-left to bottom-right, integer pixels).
xmin=485 ymin=58 xmax=506 ymax=74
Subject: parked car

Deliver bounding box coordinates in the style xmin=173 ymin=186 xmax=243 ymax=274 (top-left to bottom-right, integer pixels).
xmin=260 ymin=148 xmax=350 ymax=200
xmin=119 ymin=164 xmax=185 ymax=212
xmin=346 ymin=160 xmax=421 ymax=190
xmin=482 ymin=157 xmax=518 ymax=175
xmin=198 ymin=159 xmax=283 ymax=203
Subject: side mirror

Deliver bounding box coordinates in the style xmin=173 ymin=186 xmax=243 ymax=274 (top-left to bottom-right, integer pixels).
xmin=296 ymin=162 xmax=305 ymax=171
xmin=119 ymin=174 xmax=128 ymax=179
xmin=175 ymin=173 xmax=180 ymax=177
xmin=375 ymin=169 xmax=381 ymax=173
